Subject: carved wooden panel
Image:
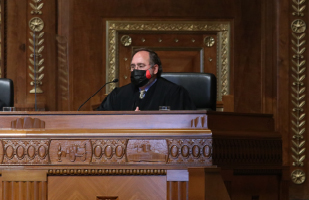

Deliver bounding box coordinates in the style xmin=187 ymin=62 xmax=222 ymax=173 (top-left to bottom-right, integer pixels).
xmin=127 ymin=140 xmax=168 ymax=163
xmin=167 ymin=139 xmax=212 ymax=165
xmin=0 ymin=140 xmax=49 ymax=165
xmin=50 ymin=140 xmax=92 ymax=164
xmin=91 ymin=139 xmax=127 ymax=164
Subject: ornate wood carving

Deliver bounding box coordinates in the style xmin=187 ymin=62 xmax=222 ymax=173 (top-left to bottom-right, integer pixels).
xmin=127 ymin=140 xmax=168 ymax=163
xmin=28 ymin=0 xmax=45 ymax=94
xmin=11 ymin=117 xmax=45 ymax=129
xmin=92 ymin=139 xmax=127 ymax=164
xmin=167 ymin=139 xmax=212 ymax=165
xmin=0 ymin=140 xmax=49 ymax=165
xmin=290 ymin=0 xmax=307 ymax=185
xmin=50 ymin=140 xmax=92 ymax=164
xmin=48 ymin=168 xmax=167 ymax=176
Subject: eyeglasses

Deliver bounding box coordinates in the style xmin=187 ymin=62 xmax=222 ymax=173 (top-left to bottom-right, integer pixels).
xmin=130 ymin=64 xmax=152 ymax=70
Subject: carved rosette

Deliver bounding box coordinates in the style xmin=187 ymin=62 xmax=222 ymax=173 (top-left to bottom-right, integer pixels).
xmin=290 ymin=0 xmax=307 ymax=185
xmin=0 ymin=140 xmax=49 ymax=165
xmin=91 ymin=140 xmax=127 ymax=164
xmin=167 ymin=139 xmax=212 ymax=165
xmin=106 ymin=21 xmax=230 ymax=100
xmin=28 ymin=0 xmax=45 ymax=94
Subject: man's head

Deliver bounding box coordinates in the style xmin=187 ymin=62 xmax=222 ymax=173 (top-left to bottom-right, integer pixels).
xmin=130 ymin=48 xmax=162 ymax=78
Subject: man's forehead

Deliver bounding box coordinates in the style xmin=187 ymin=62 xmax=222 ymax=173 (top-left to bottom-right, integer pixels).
xmin=132 ymin=51 xmax=150 ymax=62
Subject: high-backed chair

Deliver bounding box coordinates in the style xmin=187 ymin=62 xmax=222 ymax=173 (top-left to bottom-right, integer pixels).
xmin=0 ymin=78 xmax=14 ymax=108
xmin=161 ymin=72 xmax=217 ymax=111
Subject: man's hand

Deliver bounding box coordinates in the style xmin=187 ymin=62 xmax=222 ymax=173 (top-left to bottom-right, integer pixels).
xmin=135 ymin=106 xmax=140 ymax=111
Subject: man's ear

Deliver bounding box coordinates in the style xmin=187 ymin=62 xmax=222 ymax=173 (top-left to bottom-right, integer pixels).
xmin=153 ymin=64 xmax=159 ymax=75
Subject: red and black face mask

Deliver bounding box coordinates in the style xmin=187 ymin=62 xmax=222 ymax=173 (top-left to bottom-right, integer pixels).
xmin=130 ymin=67 xmax=152 ymax=87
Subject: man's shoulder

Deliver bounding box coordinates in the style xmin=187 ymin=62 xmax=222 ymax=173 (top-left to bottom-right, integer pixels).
xmin=111 ymin=83 xmax=136 ymax=95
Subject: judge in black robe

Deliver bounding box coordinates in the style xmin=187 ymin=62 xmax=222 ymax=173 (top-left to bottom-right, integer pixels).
xmin=96 ymin=77 xmax=196 ymax=111
xmin=97 ymin=48 xmax=196 ymax=111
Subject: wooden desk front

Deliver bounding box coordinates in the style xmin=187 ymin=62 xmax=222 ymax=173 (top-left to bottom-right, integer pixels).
xmin=0 ymin=111 xmax=283 ymax=200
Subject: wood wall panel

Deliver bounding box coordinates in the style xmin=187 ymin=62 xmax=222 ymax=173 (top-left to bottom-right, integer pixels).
xmin=5 ymin=0 xmax=57 ymax=111
xmin=48 ymin=176 xmax=166 ymax=200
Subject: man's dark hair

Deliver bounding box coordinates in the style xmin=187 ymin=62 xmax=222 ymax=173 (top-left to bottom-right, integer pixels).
xmin=132 ymin=48 xmax=163 ymax=77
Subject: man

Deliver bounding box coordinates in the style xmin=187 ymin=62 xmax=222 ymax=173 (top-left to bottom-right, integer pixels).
xmin=97 ymin=48 xmax=196 ymax=111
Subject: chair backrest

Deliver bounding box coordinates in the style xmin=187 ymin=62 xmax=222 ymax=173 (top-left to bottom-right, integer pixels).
xmin=161 ymin=72 xmax=217 ymax=111
xmin=0 ymin=78 xmax=14 ymax=108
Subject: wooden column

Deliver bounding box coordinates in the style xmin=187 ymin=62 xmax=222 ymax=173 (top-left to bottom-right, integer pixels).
xmin=2 ymin=170 xmax=47 ymax=200
xmin=167 ymin=170 xmax=188 ymax=200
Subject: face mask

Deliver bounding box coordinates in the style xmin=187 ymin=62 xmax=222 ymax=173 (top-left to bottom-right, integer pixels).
xmin=130 ymin=68 xmax=153 ymax=87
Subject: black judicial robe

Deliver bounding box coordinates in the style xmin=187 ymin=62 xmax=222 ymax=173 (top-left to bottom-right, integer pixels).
xmin=97 ymin=77 xmax=196 ymax=111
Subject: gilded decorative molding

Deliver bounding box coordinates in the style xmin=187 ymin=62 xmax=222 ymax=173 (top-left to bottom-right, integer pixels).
xmin=28 ymin=0 xmax=45 ymax=94
xmin=106 ymin=21 xmax=230 ymax=100
xmin=292 ymin=0 xmax=306 ymax=16
xmin=48 ymin=168 xmax=167 ymax=176
xmin=56 ymin=35 xmax=69 ymax=101
xmin=30 ymin=0 xmax=43 ymax=15
xmin=290 ymin=0 xmax=306 ymax=185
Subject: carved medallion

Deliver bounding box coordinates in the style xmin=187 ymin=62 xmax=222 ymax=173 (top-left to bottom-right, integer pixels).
xmin=204 ymin=36 xmax=215 ymax=47
xmin=120 ymin=35 xmax=132 ymax=46
xmin=29 ymin=17 xmax=44 ymax=32
xmin=291 ymin=169 xmax=306 ymax=184
xmin=291 ymin=19 xmax=306 ymax=33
